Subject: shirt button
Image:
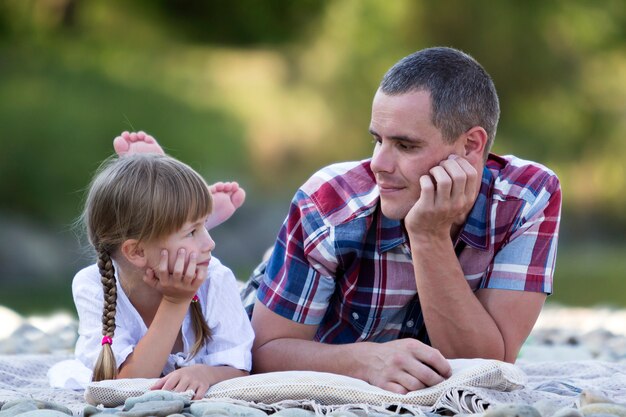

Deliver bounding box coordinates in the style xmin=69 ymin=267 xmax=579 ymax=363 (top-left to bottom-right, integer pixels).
xmin=352 ymin=312 xmax=359 ymax=320
xmin=406 ymin=320 xmax=414 ymax=328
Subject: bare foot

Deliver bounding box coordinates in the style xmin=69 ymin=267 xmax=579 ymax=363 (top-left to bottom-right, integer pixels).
xmin=113 ymin=131 xmax=164 ymax=156
xmin=206 ymin=182 xmax=246 ymax=230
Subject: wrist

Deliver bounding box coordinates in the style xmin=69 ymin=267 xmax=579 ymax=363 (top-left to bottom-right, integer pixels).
xmin=406 ymin=227 xmax=451 ymax=247
xmin=350 ymin=342 xmax=375 ymax=382
xmin=161 ymin=295 xmax=193 ymax=308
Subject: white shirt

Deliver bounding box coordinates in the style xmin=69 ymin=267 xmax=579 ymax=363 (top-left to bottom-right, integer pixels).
xmin=73 ymin=256 xmax=254 ymax=376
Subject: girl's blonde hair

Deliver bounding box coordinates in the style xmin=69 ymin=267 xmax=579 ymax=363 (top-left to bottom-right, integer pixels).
xmin=82 ymin=153 xmax=213 ymax=381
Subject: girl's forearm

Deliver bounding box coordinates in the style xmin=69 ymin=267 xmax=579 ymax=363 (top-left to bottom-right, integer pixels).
xmin=117 ymin=298 xmax=189 ymax=378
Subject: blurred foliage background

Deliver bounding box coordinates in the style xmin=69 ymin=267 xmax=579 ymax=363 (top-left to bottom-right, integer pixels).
xmin=1 ymin=0 xmax=625 ymax=315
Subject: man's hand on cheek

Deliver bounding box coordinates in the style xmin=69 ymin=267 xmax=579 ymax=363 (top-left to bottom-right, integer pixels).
xmin=405 ymin=155 xmax=478 ymax=237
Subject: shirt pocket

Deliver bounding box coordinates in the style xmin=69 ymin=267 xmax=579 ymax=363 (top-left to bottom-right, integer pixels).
xmin=348 ymin=304 xmax=382 ymax=340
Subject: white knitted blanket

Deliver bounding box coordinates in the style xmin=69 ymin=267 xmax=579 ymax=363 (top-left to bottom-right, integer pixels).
xmin=1 ymin=354 xmax=626 ymax=416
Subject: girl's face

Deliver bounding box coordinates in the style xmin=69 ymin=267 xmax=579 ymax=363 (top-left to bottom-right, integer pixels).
xmin=144 ymin=215 xmax=215 ymax=273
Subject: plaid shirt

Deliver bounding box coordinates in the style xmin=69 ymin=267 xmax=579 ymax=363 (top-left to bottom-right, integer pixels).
xmin=257 ymin=153 xmax=561 ymax=345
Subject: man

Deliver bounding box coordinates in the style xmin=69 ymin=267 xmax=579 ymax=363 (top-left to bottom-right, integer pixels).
xmin=249 ymin=47 xmax=561 ymax=394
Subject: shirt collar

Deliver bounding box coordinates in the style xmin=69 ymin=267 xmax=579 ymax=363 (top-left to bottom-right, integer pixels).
xmin=376 ymin=165 xmax=494 ymax=254
xmin=457 ymin=165 xmax=493 ymax=251
xmin=377 ymin=209 xmax=405 ymax=253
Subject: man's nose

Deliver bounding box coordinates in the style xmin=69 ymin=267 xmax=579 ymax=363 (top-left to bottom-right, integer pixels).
xmin=370 ymin=141 xmax=393 ymax=173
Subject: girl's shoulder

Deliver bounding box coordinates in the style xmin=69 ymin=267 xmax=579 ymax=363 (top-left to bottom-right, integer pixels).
xmin=203 ymin=256 xmax=241 ymax=300
xmin=206 ymin=256 xmax=236 ymax=283
xmin=72 ymin=264 xmax=101 ymax=292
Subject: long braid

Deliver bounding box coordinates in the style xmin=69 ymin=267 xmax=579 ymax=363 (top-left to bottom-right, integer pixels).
xmin=92 ymin=247 xmax=119 ymax=381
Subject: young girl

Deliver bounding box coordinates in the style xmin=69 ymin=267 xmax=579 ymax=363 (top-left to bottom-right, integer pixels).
xmin=73 ymin=152 xmax=254 ymax=399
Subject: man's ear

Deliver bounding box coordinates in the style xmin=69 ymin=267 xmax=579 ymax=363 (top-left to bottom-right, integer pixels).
xmin=462 ymin=126 xmax=488 ymax=163
xmin=120 ymin=239 xmax=148 ymax=268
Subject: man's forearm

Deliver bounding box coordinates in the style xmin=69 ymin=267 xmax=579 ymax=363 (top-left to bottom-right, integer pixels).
xmin=252 ymin=338 xmax=371 ymax=379
xmin=410 ymin=234 xmax=506 ymax=360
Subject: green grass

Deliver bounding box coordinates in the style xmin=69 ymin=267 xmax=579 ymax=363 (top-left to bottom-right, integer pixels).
xmin=0 ymin=282 xmax=75 ymax=316
xmin=550 ymin=244 xmax=626 ymax=308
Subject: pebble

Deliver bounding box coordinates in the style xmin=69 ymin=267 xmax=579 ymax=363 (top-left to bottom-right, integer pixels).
xmin=484 ymin=404 xmax=542 ymax=417
xmin=123 ymin=391 xmax=191 ymax=410
xmin=533 ymin=400 xmax=566 ymax=417
xmin=117 ymin=400 xmax=185 ymax=417
xmin=580 ymin=403 xmax=626 ymax=417
xmin=550 ymin=408 xmax=583 ymax=417
xmin=83 ymin=405 xmax=120 ymax=417
xmin=328 ymin=411 xmax=361 ymax=417
xmin=0 ymin=402 xmax=39 ymax=417
xmin=272 ymin=409 xmax=316 ymax=417
xmin=10 ymin=411 xmax=71 ymax=417
xmin=189 ymin=402 xmax=268 ymax=417
xmin=0 ymin=401 xmax=71 ymax=416
xmin=579 ymin=390 xmax=615 ymax=407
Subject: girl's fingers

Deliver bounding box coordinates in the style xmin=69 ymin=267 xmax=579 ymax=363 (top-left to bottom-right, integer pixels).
xmin=143 ymin=268 xmax=158 ymax=288
xmin=194 ymin=384 xmax=208 ymax=400
xmin=172 ymin=248 xmax=186 ymax=279
xmin=195 ymin=264 xmax=208 ymax=286
xmin=156 ymin=249 xmax=170 ymax=283
xmin=184 ymin=252 xmax=197 ymax=284
xmin=150 ymin=376 xmax=167 ymax=390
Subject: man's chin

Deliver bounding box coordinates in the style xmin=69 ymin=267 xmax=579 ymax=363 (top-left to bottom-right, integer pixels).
xmin=379 ymin=202 xmax=407 ymax=221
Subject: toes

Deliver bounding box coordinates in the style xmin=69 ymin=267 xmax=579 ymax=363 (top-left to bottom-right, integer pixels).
xmin=210 ymin=182 xmax=226 ymax=193
xmin=113 ymin=136 xmax=130 ymax=155
xmin=231 ymin=188 xmax=246 ymax=208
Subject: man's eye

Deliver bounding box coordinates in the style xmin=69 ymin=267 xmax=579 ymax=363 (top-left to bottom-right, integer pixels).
xmin=371 ymin=137 xmax=382 ymax=145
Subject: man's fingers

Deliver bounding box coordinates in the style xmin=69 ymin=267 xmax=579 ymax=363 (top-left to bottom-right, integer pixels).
xmin=429 ymin=165 xmax=452 ymax=202
xmin=381 ymin=381 xmax=409 ymax=395
xmin=412 ymin=348 xmax=452 ymax=379
xmin=402 ymin=358 xmax=447 ymax=387
xmin=440 ymin=157 xmax=468 ymax=202
xmin=456 ymin=156 xmax=479 ymax=196
xmin=419 ymin=175 xmax=435 ymax=207
xmin=392 ymin=371 xmax=428 ymax=393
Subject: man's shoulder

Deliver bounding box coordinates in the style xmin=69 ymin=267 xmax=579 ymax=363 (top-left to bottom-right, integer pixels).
xmin=299 ymin=159 xmax=379 ymax=225
xmin=488 ymin=154 xmax=561 ymax=202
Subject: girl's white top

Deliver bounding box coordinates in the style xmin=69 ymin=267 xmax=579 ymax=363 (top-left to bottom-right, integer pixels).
xmin=73 ymin=256 xmax=254 ymax=376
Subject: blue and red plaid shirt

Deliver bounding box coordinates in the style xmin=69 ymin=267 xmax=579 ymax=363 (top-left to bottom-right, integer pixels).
xmin=257 ymin=153 xmax=562 ymax=345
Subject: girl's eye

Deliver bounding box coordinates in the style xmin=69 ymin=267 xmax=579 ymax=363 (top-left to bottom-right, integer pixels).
xmin=187 ymin=229 xmax=196 ymax=237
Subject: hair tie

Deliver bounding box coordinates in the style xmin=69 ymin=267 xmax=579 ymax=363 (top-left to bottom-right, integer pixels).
xmin=192 ymin=294 xmax=199 ymax=303
xmin=101 ymin=335 xmax=113 ymax=346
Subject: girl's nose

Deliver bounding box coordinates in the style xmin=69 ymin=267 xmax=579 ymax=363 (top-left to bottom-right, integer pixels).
xmin=202 ymin=227 xmax=216 ymax=252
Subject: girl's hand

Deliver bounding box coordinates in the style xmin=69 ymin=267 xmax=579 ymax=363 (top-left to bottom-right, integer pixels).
xmin=143 ymin=249 xmax=208 ymax=304
xmin=150 ymin=364 xmax=212 ymax=400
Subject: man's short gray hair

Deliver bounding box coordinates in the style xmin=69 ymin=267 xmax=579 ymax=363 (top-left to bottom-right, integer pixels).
xmin=380 ymin=47 xmax=500 ymax=155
